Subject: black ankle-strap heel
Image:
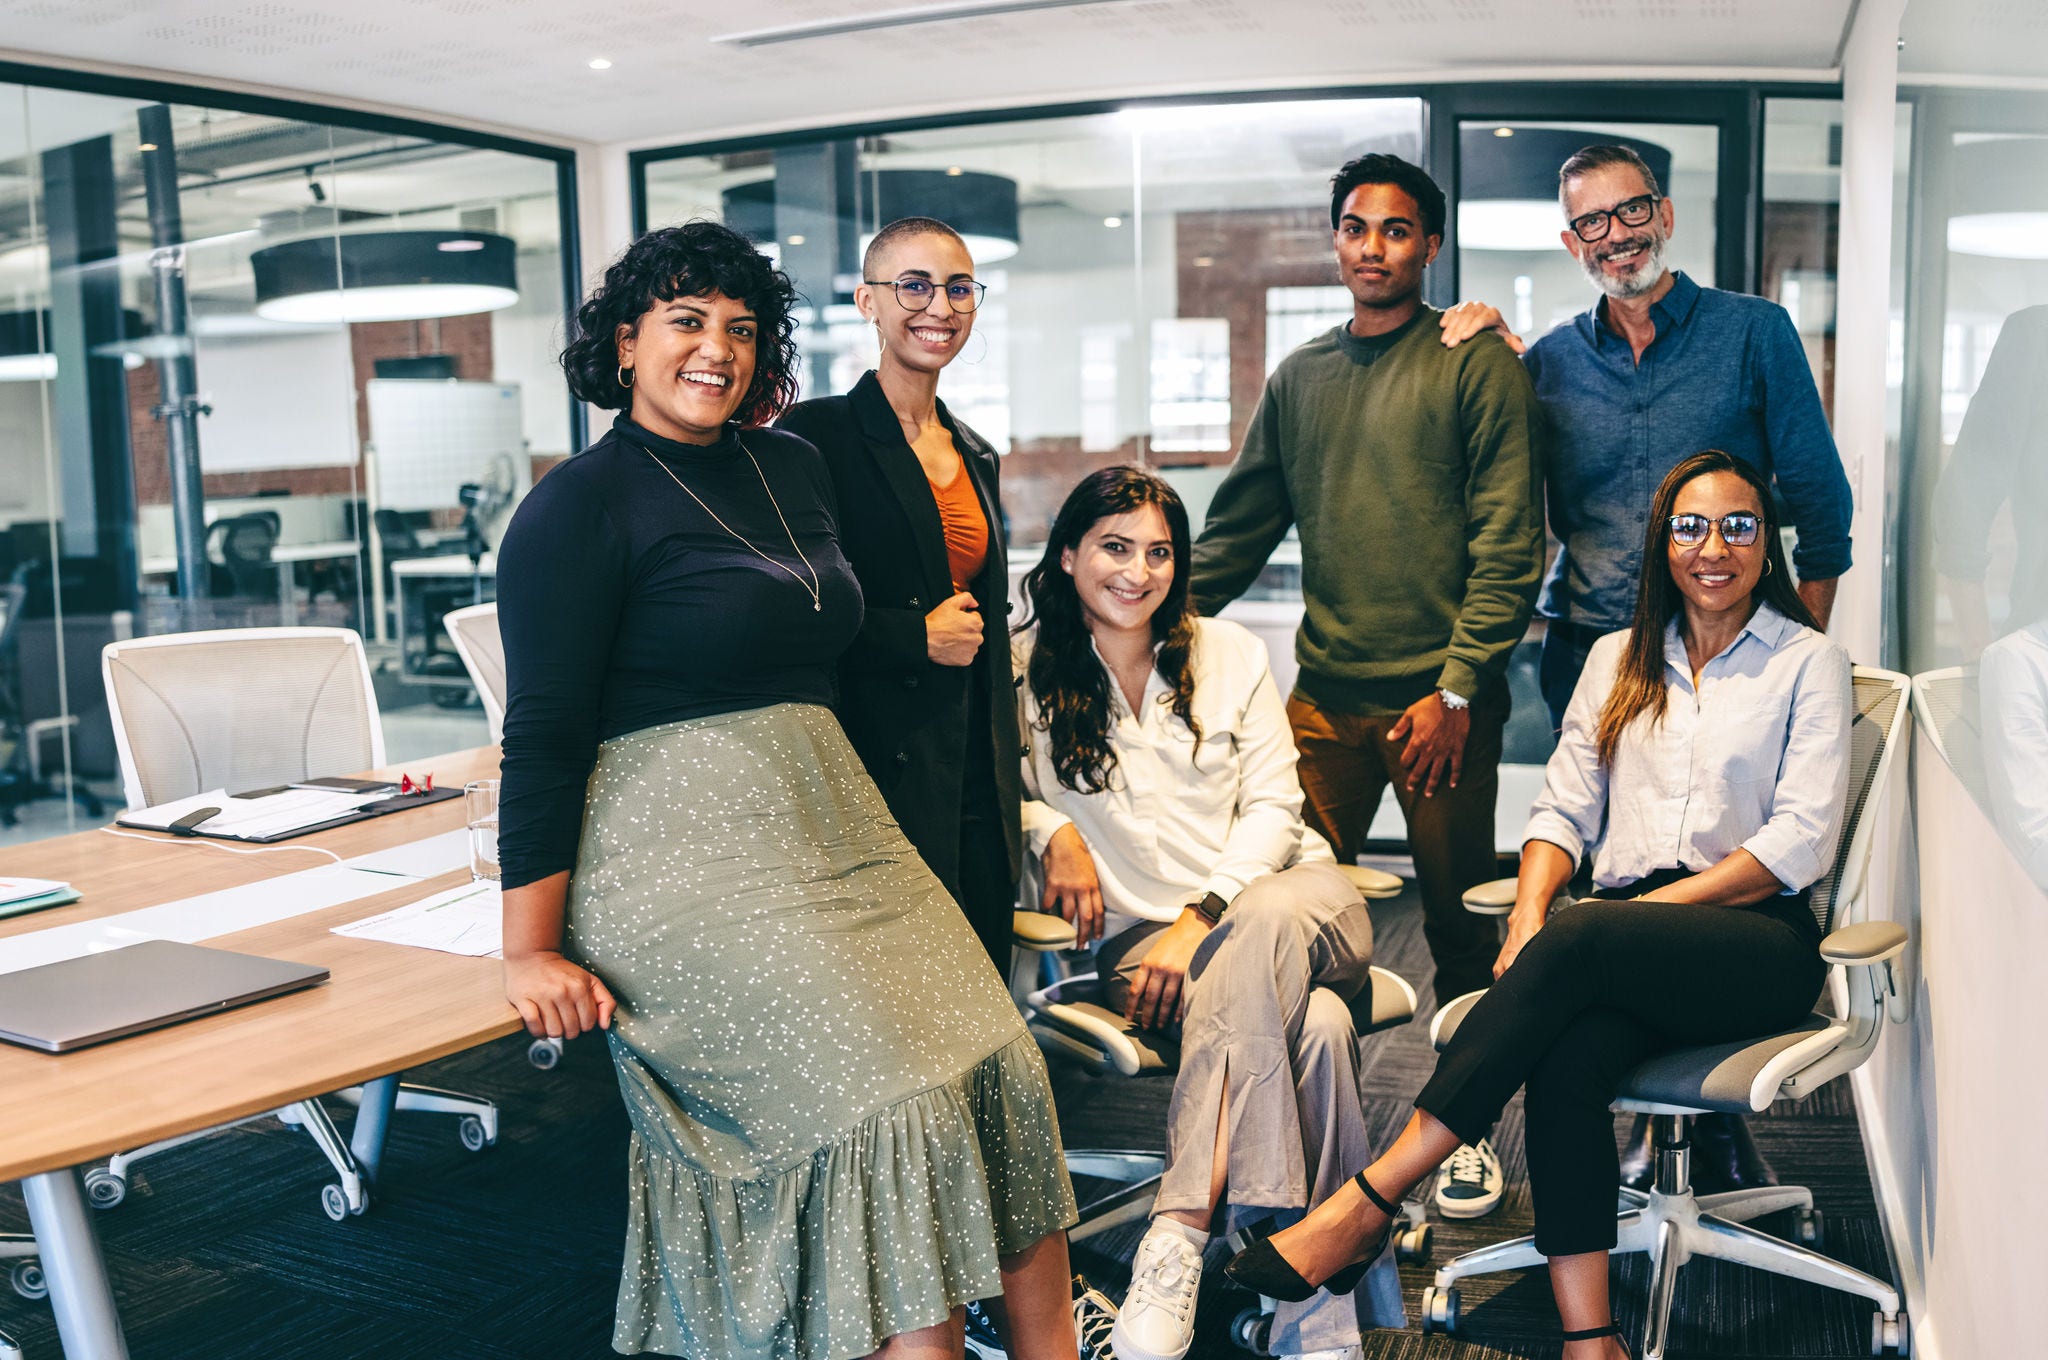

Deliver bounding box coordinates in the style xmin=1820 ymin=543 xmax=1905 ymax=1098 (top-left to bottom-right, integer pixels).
xmin=1561 ymin=1321 xmax=1631 ymax=1356
xmin=1219 ymin=1170 xmax=1402 ymax=1303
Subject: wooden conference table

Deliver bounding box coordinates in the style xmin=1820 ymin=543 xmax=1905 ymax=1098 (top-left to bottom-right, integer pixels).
xmin=0 ymin=747 xmax=520 ymax=1360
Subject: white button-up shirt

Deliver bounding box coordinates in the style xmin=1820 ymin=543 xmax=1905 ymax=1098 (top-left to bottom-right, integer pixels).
xmin=1523 ymin=604 xmax=1851 ymax=894
xmin=1018 ymin=617 xmax=1332 ymax=928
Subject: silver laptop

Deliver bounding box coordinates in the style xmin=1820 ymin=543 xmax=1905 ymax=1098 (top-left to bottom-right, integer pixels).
xmin=0 ymin=940 xmax=330 ymax=1053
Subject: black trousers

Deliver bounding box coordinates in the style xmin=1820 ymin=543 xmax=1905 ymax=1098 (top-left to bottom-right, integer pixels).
xmin=1414 ymin=872 xmax=1825 ymax=1256
xmin=954 ymin=669 xmax=1018 ymax=974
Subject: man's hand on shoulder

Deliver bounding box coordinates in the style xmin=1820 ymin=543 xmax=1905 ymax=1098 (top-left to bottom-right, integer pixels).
xmin=1439 ymin=302 xmax=1526 ymax=356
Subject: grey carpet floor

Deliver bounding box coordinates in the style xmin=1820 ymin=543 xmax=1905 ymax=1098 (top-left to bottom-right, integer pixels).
xmin=0 ymin=884 xmax=1898 ymax=1359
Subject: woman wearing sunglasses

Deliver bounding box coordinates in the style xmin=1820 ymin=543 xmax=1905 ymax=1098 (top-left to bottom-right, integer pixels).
xmin=1222 ymin=450 xmax=1851 ymax=1360
xmin=778 ymin=217 xmax=1020 ymax=974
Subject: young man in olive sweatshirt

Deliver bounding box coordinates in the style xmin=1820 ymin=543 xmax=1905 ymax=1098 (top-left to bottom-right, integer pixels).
xmin=1189 ymin=154 xmax=1545 ymax=1216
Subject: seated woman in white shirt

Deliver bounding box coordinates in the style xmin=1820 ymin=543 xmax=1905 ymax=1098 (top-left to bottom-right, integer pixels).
xmin=1223 ymin=451 xmax=1851 ymax=1360
xmin=1015 ymin=467 xmax=1402 ymax=1360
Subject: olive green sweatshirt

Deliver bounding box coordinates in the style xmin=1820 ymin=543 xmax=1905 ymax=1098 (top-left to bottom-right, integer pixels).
xmin=1190 ymin=307 xmax=1545 ymax=715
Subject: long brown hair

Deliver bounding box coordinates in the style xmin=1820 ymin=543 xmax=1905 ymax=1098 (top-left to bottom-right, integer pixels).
xmin=1016 ymin=467 xmax=1200 ymax=794
xmin=1594 ymin=450 xmax=1821 ymax=765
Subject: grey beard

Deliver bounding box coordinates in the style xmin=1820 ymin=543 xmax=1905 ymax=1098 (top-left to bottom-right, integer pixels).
xmin=1582 ymin=234 xmax=1668 ymax=299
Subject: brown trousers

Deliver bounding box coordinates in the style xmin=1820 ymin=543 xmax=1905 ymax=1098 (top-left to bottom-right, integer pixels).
xmin=1286 ymin=690 xmax=1506 ymax=1004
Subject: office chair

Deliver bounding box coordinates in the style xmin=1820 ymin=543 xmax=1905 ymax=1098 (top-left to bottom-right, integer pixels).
xmin=93 ymin=627 xmax=501 ymax=1221
xmin=1422 ymin=667 xmax=1914 ymax=1359
xmin=440 ymin=601 xmax=561 ymax=1072
xmin=1017 ymin=864 xmax=1431 ymax=1349
xmin=442 ymin=603 xmax=506 ymax=744
xmin=0 ymin=566 xmax=106 ymax=827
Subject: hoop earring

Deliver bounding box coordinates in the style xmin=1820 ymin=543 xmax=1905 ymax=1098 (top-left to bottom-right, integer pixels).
xmin=617 ymin=365 xmax=634 ymax=389
xmin=965 ymin=330 xmax=988 ymax=365
xmin=874 ymin=323 xmax=888 ymax=357
xmin=1765 ymin=558 xmax=1774 ymax=576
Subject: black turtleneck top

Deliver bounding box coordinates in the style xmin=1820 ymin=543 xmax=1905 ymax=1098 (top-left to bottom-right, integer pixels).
xmin=496 ymin=415 xmax=864 ymax=889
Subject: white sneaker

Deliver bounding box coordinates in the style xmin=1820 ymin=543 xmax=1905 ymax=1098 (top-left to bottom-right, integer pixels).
xmin=1073 ymin=1280 xmax=1120 ymax=1360
xmin=1109 ymin=1222 xmax=1204 ymax=1360
xmin=1280 ymin=1347 xmax=1363 ymax=1360
xmin=1434 ymin=1137 xmax=1504 ymax=1219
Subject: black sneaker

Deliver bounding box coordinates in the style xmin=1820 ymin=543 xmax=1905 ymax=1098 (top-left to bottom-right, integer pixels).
xmin=1433 ymin=1138 xmax=1504 ymax=1219
xmin=1074 ymin=1276 xmax=1120 ymax=1360
xmin=964 ymin=1298 xmax=1006 ymax=1360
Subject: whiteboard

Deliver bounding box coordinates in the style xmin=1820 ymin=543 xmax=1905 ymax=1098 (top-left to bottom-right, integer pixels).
xmin=366 ymin=380 xmax=529 ymax=512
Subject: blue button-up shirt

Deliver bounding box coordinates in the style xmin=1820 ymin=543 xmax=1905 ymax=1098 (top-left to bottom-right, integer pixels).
xmin=1522 ymin=604 xmax=1851 ymax=896
xmin=1524 ymin=272 xmax=1855 ymax=631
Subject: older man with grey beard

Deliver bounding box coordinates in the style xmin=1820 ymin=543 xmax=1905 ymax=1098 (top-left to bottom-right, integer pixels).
xmin=1438 ymin=142 xmax=1854 ymax=1213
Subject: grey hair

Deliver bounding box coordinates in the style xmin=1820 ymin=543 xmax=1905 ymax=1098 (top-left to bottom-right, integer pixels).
xmin=1557 ymin=144 xmax=1663 ymax=215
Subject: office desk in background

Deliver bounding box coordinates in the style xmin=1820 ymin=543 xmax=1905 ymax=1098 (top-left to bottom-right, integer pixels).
xmin=0 ymin=746 xmax=517 ymax=1360
xmin=138 ymin=539 xmax=362 ymax=627
xmin=391 ymin=553 xmax=495 ymax=687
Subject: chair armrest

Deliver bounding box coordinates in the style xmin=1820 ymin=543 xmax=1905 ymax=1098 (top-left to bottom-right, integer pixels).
xmin=1013 ymin=910 xmax=1077 ymax=952
xmin=1819 ymin=920 xmax=1908 ymax=966
xmin=1338 ymin=864 xmax=1404 ymax=900
xmin=1462 ymin=877 xmax=1519 ymax=916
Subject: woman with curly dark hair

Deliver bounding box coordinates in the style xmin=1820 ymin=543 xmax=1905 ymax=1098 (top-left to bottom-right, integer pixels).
xmin=1015 ymin=467 xmax=1401 ymax=1360
xmin=493 ymin=221 xmax=1080 ymax=1360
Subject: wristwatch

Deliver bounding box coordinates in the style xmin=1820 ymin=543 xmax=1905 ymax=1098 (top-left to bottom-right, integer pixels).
xmin=1437 ymin=688 xmax=1470 ymax=712
xmin=1188 ymin=892 xmax=1227 ymax=927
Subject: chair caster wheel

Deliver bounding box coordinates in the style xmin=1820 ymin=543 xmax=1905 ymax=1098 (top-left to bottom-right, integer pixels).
xmin=1229 ymin=1305 xmax=1274 ymax=1355
xmin=458 ymin=1114 xmax=493 ymax=1152
xmin=1796 ymin=1207 xmax=1824 ymax=1247
xmin=320 ymin=1183 xmax=366 ymax=1222
xmin=83 ymin=1167 xmax=127 ymax=1209
xmin=528 ymin=1037 xmax=562 ymax=1070
xmin=1419 ymin=1284 xmax=1460 ymax=1334
xmin=1871 ymin=1310 xmax=1910 ymax=1355
xmin=9 ymin=1261 xmax=46 ymax=1302
xmin=1395 ymin=1220 xmax=1433 ymax=1263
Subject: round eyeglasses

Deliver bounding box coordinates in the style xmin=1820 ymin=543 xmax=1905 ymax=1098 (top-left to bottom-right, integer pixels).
xmin=1668 ymin=512 xmax=1761 ymax=548
xmin=863 ymin=276 xmax=988 ymax=314
xmin=1568 ymin=194 xmax=1661 ymax=244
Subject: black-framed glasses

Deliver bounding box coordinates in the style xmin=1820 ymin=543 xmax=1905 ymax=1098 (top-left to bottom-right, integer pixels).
xmin=1668 ymin=512 xmax=1761 ymax=548
xmin=862 ymin=276 xmax=988 ymax=313
xmin=1568 ymin=194 xmax=1660 ymax=243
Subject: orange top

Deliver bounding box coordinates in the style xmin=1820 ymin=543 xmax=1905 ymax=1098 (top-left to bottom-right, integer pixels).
xmin=928 ymin=462 xmax=990 ymax=591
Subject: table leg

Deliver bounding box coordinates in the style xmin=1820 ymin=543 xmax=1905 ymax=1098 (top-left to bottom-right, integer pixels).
xmin=278 ymin=559 xmax=298 ymax=626
xmin=349 ymin=1073 xmax=402 ymax=1187
xmin=22 ymin=1169 xmax=129 ymax=1360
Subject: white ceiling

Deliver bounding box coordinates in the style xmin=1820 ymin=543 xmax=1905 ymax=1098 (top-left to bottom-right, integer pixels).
xmin=0 ymin=0 xmax=1861 ymax=147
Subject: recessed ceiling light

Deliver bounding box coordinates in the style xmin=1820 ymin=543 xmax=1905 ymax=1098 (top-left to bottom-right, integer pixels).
xmin=787 ymin=234 xmax=807 ymax=246
xmin=137 ymin=142 xmax=158 ymax=152
xmin=1103 ymin=216 xmax=1122 ymax=228
xmin=588 ymin=57 xmax=612 ymax=70
xmin=1192 ymin=256 xmax=1214 ymax=267
xmin=946 ymin=166 xmax=964 ymax=176
xmin=1494 ymin=126 xmax=1515 ymax=138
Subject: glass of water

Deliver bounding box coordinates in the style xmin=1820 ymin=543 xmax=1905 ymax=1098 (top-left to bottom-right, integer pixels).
xmin=465 ymin=779 xmax=501 ymax=883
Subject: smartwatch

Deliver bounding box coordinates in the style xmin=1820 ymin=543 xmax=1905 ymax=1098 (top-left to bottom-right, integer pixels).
xmin=1189 ymin=892 xmax=1227 ymax=927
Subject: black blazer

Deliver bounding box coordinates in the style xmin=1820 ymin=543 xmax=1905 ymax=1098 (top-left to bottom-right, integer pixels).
xmin=777 ymin=372 xmax=1022 ymax=891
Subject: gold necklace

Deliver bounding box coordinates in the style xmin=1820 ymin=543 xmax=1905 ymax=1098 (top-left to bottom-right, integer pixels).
xmin=640 ymin=439 xmax=823 ymax=611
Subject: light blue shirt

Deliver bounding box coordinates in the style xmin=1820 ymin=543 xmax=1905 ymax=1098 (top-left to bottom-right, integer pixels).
xmin=1523 ymin=603 xmax=1851 ymax=894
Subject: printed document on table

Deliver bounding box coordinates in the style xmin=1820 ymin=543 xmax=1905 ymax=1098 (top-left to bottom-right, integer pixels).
xmin=122 ymin=787 xmax=388 ymax=840
xmin=332 ymin=880 xmax=502 ymax=958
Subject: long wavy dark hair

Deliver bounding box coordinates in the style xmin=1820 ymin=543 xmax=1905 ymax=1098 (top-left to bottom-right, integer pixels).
xmin=560 ymin=220 xmax=801 ymax=426
xmin=1017 ymin=467 xmax=1201 ymax=794
xmin=1595 ymin=449 xmax=1821 ymax=765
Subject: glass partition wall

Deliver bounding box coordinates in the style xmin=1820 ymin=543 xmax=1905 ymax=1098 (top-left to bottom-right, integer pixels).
xmin=0 ymin=76 xmax=576 ymax=846
xmin=640 ymin=89 xmax=1845 ymax=849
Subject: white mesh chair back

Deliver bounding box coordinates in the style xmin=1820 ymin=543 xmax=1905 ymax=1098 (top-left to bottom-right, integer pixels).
xmin=101 ymin=627 xmax=385 ymax=811
xmin=442 ymin=603 xmax=506 ymax=744
xmin=1806 ymin=668 xmax=1910 ymax=937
